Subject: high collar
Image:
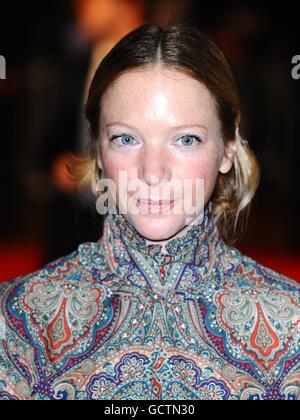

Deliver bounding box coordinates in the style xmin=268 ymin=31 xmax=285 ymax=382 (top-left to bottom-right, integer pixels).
xmin=78 ymin=201 xmax=224 ymax=296
xmin=103 ymin=201 xmax=221 ymax=265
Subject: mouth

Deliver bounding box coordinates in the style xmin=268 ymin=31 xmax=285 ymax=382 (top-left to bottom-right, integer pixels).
xmin=136 ymin=198 xmax=176 ymax=214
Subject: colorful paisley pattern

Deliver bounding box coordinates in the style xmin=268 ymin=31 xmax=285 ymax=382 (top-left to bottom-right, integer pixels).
xmin=0 ymin=203 xmax=299 ymax=400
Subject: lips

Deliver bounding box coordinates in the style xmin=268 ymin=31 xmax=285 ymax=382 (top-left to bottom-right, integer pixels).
xmin=136 ymin=198 xmax=175 ymax=214
xmin=137 ymin=199 xmax=175 ymax=205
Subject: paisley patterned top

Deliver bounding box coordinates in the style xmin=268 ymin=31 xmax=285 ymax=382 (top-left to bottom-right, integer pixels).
xmin=0 ymin=203 xmax=299 ymax=400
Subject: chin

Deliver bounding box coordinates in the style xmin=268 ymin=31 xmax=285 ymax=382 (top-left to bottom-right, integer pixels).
xmin=127 ymin=213 xmax=186 ymax=242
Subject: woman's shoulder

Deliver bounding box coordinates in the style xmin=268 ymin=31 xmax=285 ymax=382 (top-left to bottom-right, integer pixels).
xmin=218 ymin=245 xmax=299 ymax=356
xmin=0 ymin=245 xmax=115 ymax=399
xmin=221 ymin=244 xmax=300 ymax=297
xmin=0 ymin=243 xmax=112 ymax=325
xmin=0 ymin=249 xmax=80 ymax=296
xmin=213 ymin=245 xmax=300 ymax=394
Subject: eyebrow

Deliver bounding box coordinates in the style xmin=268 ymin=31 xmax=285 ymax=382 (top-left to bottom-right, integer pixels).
xmin=105 ymin=122 xmax=208 ymax=132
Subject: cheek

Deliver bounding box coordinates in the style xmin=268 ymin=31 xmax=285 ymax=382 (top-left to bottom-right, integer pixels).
xmin=101 ymin=152 xmax=134 ymax=182
xmin=101 ymin=153 xmax=138 ymax=204
xmin=178 ymin=155 xmax=220 ymax=183
xmin=177 ymin=155 xmax=221 ymax=199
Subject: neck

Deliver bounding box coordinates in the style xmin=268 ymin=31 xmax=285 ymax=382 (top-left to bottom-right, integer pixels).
xmin=78 ymin=201 xmax=223 ymax=296
xmin=144 ymin=213 xmax=206 ymax=255
xmin=104 ymin=201 xmax=220 ymax=267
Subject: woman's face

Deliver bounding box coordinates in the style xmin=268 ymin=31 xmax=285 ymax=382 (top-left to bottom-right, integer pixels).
xmin=97 ymin=66 xmax=237 ymax=242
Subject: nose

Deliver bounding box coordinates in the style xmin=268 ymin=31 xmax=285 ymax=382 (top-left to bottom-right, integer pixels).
xmin=138 ymin=144 xmax=171 ymax=187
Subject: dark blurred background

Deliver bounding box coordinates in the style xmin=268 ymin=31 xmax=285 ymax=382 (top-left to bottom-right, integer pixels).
xmin=0 ymin=0 xmax=299 ymax=281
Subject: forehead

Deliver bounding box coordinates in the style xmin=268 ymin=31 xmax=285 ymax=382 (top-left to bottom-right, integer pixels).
xmin=100 ymin=67 xmax=219 ymax=127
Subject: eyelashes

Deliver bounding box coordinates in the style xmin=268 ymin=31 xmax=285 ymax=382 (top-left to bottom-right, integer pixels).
xmin=109 ymin=134 xmax=135 ymax=146
xmin=178 ymin=134 xmax=202 ymax=147
xmin=108 ymin=134 xmax=202 ymax=147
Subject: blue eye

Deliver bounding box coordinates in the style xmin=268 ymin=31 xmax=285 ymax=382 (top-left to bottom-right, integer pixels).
xmin=177 ymin=135 xmax=201 ymax=147
xmin=109 ymin=133 xmax=202 ymax=147
xmin=109 ymin=134 xmax=135 ymax=146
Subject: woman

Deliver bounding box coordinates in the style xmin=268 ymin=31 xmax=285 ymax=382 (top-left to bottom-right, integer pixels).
xmin=0 ymin=24 xmax=299 ymax=400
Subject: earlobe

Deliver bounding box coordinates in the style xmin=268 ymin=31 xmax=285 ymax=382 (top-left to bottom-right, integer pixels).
xmin=219 ymin=157 xmax=233 ymax=174
xmin=97 ymin=157 xmax=103 ymax=171
xmin=219 ymin=140 xmax=238 ymax=174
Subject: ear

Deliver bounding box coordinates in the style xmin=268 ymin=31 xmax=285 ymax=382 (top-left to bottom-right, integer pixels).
xmin=97 ymin=156 xmax=103 ymax=171
xmin=96 ymin=146 xmax=103 ymax=170
xmin=219 ymin=139 xmax=238 ymax=174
